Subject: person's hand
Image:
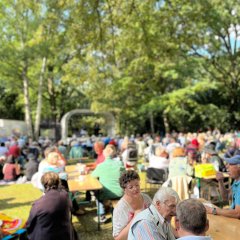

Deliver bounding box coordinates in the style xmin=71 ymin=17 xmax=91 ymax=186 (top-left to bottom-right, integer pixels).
xmin=134 ymin=209 xmax=142 ymax=216
xmin=204 ymin=204 xmax=218 ymax=214
xmin=205 ymin=205 xmax=213 ymax=214
xmin=216 ymin=172 xmax=224 ymax=181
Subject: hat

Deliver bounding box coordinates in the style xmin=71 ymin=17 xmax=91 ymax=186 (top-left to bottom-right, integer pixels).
xmin=224 ymin=155 xmax=240 ymax=165
xmin=204 ymin=147 xmax=216 ymax=155
xmin=191 ymin=139 xmax=199 ymax=148
xmin=172 ymin=147 xmax=185 ymax=157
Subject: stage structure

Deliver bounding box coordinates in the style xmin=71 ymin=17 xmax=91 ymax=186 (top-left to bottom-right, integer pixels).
xmin=60 ymin=109 xmax=115 ymax=140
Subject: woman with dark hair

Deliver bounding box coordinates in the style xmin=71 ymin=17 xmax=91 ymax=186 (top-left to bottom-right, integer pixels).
xmin=26 ymin=172 xmax=74 ymax=240
xmin=112 ymin=170 xmax=151 ymax=240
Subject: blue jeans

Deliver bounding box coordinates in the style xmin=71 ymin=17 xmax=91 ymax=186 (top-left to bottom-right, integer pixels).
xmin=96 ymin=199 xmax=105 ymax=216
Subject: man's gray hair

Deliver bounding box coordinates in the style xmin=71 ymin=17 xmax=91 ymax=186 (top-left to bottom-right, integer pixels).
xmin=176 ymin=199 xmax=207 ymax=235
xmin=153 ymin=187 xmax=180 ymax=204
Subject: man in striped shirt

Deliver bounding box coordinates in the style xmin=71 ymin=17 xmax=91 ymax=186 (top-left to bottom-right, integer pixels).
xmin=128 ymin=187 xmax=179 ymax=240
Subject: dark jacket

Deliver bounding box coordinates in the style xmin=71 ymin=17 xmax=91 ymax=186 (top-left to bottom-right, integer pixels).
xmin=26 ymin=189 xmax=73 ymax=240
xmin=25 ymin=160 xmax=39 ymax=181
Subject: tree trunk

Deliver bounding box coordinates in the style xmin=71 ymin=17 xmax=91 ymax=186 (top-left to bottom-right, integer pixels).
xmin=22 ymin=63 xmax=33 ymax=138
xmin=48 ymin=76 xmax=58 ymax=140
xmin=149 ymin=112 xmax=155 ymax=134
xmin=34 ymin=57 xmax=47 ymax=140
xmin=163 ymin=109 xmax=170 ymax=133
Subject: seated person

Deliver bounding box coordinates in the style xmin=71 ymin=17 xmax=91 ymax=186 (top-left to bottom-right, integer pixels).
xmin=185 ymin=139 xmax=201 ymax=164
xmin=148 ymin=146 xmax=169 ymax=169
xmin=175 ymin=199 xmax=210 ymax=240
xmin=168 ymin=147 xmax=193 ymax=179
xmin=112 ymin=170 xmax=152 ymax=240
xmin=2 ymin=155 xmax=21 ymax=182
xmin=94 ymin=141 xmax=105 ymax=165
xmin=128 ymin=187 xmax=179 ymax=240
xmin=121 ymin=142 xmax=138 ymax=168
xmin=91 ymin=144 xmax=125 ymax=223
xmin=26 ymin=172 xmax=74 ymax=240
xmin=202 ymin=147 xmax=226 ymax=172
xmin=68 ymin=141 xmax=83 ymax=160
xmin=205 ymin=155 xmax=240 ymax=218
xmin=24 ymin=153 xmax=39 ymax=181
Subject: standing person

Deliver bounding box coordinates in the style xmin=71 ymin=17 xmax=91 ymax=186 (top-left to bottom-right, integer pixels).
xmin=26 ymin=172 xmax=74 ymax=240
xmin=205 ymin=155 xmax=240 ymax=218
xmin=112 ymin=170 xmax=152 ymax=240
xmin=91 ymin=144 xmax=125 ymax=223
xmin=175 ymin=199 xmax=210 ymax=240
xmin=128 ymin=187 xmax=179 ymax=240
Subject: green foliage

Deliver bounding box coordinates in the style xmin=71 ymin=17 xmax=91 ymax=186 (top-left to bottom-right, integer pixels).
xmin=0 ymin=0 xmax=240 ymax=135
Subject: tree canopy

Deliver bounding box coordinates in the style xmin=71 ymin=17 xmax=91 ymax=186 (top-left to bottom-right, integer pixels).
xmin=0 ymin=0 xmax=239 ymax=138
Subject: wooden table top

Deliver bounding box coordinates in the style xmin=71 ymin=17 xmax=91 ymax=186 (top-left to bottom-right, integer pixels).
xmin=67 ymin=174 xmax=102 ymax=192
xmin=65 ymin=163 xmax=96 ymax=173
xmin=197 ymin=199 xmax=238 ymax=239
xmin=207 ymin=213 xmax=239 ymax=240
xmin=66 ymin=164 xmax=102 ymax=191
xmin=197 ymin=172 xmax=230 ymax=180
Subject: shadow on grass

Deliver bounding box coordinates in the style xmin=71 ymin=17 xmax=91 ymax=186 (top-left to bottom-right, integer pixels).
xmin=0 ymin=197 xmax=34 ymax=210
xmin=72 ymin=204 xmax=113 ymax=239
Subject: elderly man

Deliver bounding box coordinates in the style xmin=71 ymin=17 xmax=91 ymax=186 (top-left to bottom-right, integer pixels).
xmin=205 ymin=155 xmax=240 ymax=218
xmin=175 ymin=199 xmax=210 ymax=240
xmin=128 ymin=187 xmax=179 ymax=240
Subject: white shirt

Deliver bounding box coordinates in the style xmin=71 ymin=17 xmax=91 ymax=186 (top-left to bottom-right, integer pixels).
xmin=148 ymin=154 xmax=169 ymax=169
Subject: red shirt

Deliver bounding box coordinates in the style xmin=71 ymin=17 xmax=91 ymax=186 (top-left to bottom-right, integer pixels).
xmin=3 ymin=163 xmax=18 ymax=181
xmin=8 ymin=145 xmax=20 ymax=158
xmin=95 ymin=153 xmax=105 ymax=165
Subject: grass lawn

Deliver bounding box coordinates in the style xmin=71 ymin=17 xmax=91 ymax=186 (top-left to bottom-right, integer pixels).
xmin=0 ymin=183 xmax=114 ymax=239
xmin=0 ymin=169 xmax=154 ymax=240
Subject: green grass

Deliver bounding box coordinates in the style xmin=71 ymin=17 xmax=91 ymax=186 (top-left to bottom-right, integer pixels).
xmin=0 ymin=167 xmax=153 ymax=240
xmin=0 ymin=183 xmax=113 ymax=239
xmin=0 ymin=184 xmax=42 ymax=219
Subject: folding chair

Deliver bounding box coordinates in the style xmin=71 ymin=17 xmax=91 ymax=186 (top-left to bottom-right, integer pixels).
xmin=145 ymin=167 xmax=168 ymax=191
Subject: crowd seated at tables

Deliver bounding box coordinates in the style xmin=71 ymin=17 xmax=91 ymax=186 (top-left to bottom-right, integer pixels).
xmin=1 ymin=129 xmax=240 ymax=239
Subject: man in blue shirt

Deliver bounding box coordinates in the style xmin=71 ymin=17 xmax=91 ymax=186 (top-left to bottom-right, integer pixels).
xmin=205 ymin=155 xmax=240 ymax=218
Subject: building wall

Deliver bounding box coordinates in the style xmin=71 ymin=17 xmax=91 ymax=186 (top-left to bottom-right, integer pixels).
xmin=0 ymin=119 xmax=28 ymax=137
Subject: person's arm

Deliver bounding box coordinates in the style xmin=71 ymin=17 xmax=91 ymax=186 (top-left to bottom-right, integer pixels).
xmin=114 ymin=209 xmax=142 ymax=240
xmin=15 ymin=163 xmax=21 ymax=175
xmin=2 ymin=163 xmax=7 ymax=174
xmin=206 ymin=205 xmax=240 ymax=219
xmin=26 ymin=202 xmax=38 ymax=234
xmin=114 ymin=219 xmax=134 ymax=240
xmin=216 ymin=172 xmax=229 ymax=201
xmin=91 ymin=165 xmax=100 ymax=178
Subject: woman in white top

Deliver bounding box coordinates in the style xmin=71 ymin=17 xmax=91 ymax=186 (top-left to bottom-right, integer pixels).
xmin=148 ymin=146 xmax=169 ymax=169
xmin=112 ymin=170 xmax=152 ymax=240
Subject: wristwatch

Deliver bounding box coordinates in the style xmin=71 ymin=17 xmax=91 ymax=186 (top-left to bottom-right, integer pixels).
xmin=212 ymin=207 xmax=217 ymax=215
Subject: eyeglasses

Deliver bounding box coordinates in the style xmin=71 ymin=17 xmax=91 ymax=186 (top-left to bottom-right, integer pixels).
xmin=125 ymin=184 xmax=140 ymax=191
xmin=162 ymin=201 xmax=177 ymax=209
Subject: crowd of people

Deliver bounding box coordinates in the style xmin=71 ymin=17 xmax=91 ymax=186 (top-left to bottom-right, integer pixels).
xmin=1 ymin=129 xmax=240 ymax=239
